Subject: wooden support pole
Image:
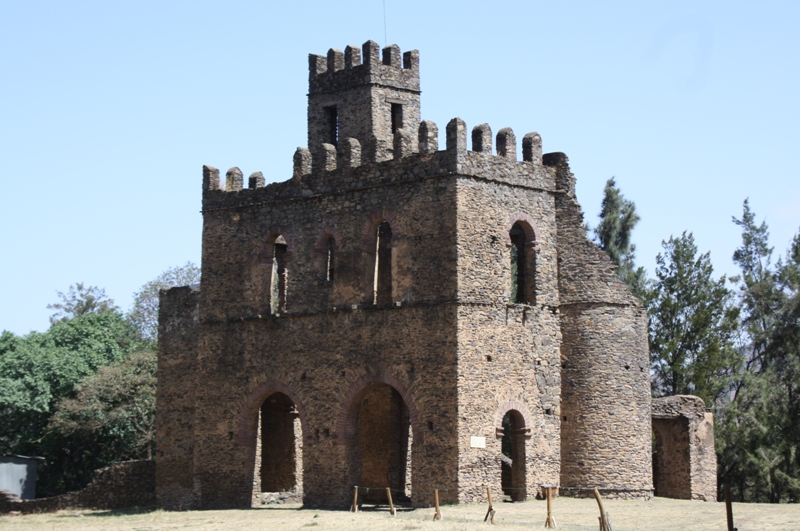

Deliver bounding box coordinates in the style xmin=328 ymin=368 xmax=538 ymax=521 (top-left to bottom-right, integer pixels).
xmin=593 ymin=488 xmax=612 ymax=531
xmin=483 ymin=487 xmax=496 ymax=524
xmin=386 ymin=487 xmax=396 ymax=516
xmin=544 ymin=486 xmax=557 ymax=528
xmin=350 ymin=486 xmax=359 ymax=513
xmin=724 ymin=485 xmax=734 ymax=531
xmin=433 ymin=489 xmax=442 ymax=521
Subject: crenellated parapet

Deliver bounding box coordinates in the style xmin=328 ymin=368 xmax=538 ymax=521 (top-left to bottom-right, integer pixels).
xmin=308 ymin=40 xmax=420 ymax=94
xmin=202 ymin=118 xmax=555 ymax=213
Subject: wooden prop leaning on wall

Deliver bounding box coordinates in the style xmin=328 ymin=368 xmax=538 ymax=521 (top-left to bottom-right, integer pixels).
xmin=484 ymin=486 xmax=496 ymax=524
xmin=433 ymin=489 xmax=442 ymax=521
xmin=386 ymin=487 xmax=396 ymax=516
xmin=543 ymin=485 xmax=557 ymax=528
xmin=593 ymin=488 xmax=612 ymax=531
xmin=350 ymin=486 xmax=358 ymax=512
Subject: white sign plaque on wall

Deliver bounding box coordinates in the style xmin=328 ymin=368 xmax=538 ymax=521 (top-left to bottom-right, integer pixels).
xmin=470 ymin=436 xmax=486 ymax=448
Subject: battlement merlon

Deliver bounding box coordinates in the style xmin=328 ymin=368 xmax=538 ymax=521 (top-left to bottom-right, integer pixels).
xmin=308 ymin=41 xmax=420 ymax=94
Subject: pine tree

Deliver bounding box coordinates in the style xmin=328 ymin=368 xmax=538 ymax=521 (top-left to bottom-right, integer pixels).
xmin=647 ymin=232 xmax=740 ymax=405
xmin=593 ymin=177 xmax=648 ymax=300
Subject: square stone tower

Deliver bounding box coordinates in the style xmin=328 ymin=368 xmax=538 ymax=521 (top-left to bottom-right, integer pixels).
xmin=155 ymin=41 xmax=655 ymax=510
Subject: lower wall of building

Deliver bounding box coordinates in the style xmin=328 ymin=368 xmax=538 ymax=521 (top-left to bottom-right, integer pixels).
xmin=160 ymin=303 xmax=460 ymax=510
xmin=155 ymin=286 xmax=200 ymax=510
xmin=559 ymin=303 xmax=653 ymax=498
xmin=455 ymin=304 xmax=562 ymax=504
xmin=0 ymin=460 xmax=155 ymax=514
xmin=652 ymin=395 xmax=717 ymax=502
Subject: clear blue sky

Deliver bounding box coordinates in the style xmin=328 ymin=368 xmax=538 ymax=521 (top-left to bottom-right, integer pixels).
xmin=2 ymin=1 xmax=799 ymax=335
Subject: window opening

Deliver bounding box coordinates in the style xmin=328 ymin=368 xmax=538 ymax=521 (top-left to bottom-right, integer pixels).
xmin=326 ymin=237 xmax=335 ymax=283
xmin=391 ymin=103 xmax=403 ymax=134
xmin=510 ymin=223 xmax=526 ymax=303
xmin=271 ymin=236 xmax=288 ymax=314
xmin=325 ymin=106 xmax=338 ymax=146
xmin=374 ymin=221 xmax=393 ymax=305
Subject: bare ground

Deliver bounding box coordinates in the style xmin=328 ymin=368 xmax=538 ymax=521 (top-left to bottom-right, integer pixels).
xmin=2 ymin=496 xmax=799 ymax=531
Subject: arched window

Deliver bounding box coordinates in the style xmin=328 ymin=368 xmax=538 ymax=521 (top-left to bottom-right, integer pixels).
xmin=271 ymin=235 xmax=288 ymax=314
xmin=510 ymin=223 xmax=526 ymax=303
xmin=374 ymin=221 xmax=393 ymax=305
xmin=508 ymin=218 xmax=537 ymax=304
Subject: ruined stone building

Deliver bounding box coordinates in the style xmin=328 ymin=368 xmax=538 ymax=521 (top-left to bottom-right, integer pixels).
xmin=155 ymin=41 xmax=716 ymax=510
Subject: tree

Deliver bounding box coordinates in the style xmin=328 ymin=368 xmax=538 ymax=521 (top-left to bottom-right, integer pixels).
xmin=49 ymin=349 xmax=156 ymax=463
xmin=47 ymin=283 xmax=118 ymax=324
xmin=593 ymin=177 xmax=649 ymax=300
xmin=717 ymin=202 xmax=800 ymax=502
xmin=647 ymin=232 xmax=740 ymax=405
xmin=127 ymin=262 xmax=200 ymax=342
xmin=0 ymin=310 xmax=145 ymax=495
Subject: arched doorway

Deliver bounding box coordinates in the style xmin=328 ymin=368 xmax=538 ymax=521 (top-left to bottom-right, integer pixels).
xmin=252 ymin=392 xmax=303 ymax=504
xmin=356 ymin=383 xmax=411 ymax=502
xmin=500 ymin=410 xmax=527 ymax=501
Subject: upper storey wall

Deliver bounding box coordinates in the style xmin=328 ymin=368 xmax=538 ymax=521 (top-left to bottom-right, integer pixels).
xmin=199 ymin=119 xmax=557 ymax=321
xmin=544 ymin=153 xmax=640 ymax=307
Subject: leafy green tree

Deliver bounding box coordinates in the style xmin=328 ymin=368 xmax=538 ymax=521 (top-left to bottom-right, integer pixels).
xmin=647 ymin=232 xmax=740 ymax=405
xmin=0 ymin=311 xmax=145 ymax=494
xmin=47 ymin=283 xmax=118 ymax=324
xmin=127 ymin=262 xmax=200 ymax=342
xmin=593 ymin=177 xmax=649 ymax=299
xmin=49 ymin=349 xmax=156 ymax=462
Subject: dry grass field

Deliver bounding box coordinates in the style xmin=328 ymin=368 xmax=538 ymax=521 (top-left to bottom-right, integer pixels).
xmin=2 ymin=496 xmax=799 ymax=531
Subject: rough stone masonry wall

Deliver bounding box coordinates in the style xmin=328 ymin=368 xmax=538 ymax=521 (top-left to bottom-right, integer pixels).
xmin=452 ymin=125 xmax=562 ymax=503
xmin=178 ymin=158 xmax=465 ymax=509
xmin=547 ymin=152 xmax=653 ymax=498
xmin=308 ymin=41 xmax=421 ymax=162
xmin=155 ymin=285 xmax=200 ymax=510
xmin=652 ymin=395 xmax=717 ymax=501
xmin=0 ymin=460 xmax=155 ymax=514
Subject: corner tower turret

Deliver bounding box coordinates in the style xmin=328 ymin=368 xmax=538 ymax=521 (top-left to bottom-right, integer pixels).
xmin=308 ymin=40 xmax=420 ymax=163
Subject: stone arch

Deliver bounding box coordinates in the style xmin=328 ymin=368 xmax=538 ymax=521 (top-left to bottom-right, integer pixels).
xmin=494 ymin=400 xmax=532 ymax=502
xmin=493 ymin=400 xmax=533 ymax=439
xmin=313 ymin=225 xmax=343 ymax=255
xmin=234 ymin=379 xmax=308 ymax=447
xmin=360 ymin=208 xmax=399 ymax=252
xmin=503 ymin=213 xmax=540 ymax=250
xmin=259 ymin=227 xmax=295 ymax=263
xmin=335 ymin=373 xmax=424 ymax=446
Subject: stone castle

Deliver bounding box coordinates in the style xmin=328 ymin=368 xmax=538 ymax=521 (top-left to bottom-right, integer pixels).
xmin=155 ymin=41 xmax=716 ymax=510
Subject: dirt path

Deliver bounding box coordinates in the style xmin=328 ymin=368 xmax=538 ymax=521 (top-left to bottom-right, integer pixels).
xmin=2 ymin=496 xmax=799 ymax=530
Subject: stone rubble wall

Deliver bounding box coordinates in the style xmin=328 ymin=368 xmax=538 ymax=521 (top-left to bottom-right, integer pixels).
xmin=0 ymin=460 xmax=155 ymax=514
xmin=155 ymin=40 xmax=672 ymax=510
xmin=155 ymin=285 xmax=200 ymax=510
xmin=548 ymin=152 xmax=654 ymax=499
xmin=652 ymin=395 xmax=717 ymax=501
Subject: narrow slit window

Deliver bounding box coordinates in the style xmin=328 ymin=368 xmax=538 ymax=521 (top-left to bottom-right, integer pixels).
xmin=271 ymin=236 xmax=288 ymax=313
xmin=325 ymin=106 xmax=338 ymax=145
xmin=391 ymin=103 xmax=403 ymax=134
xmin=510 ymin=223 xmax=526 ymax=303
xmin=326 ymin=237 xmax=335 ymax=283
xmin=374 ymin=221 xmax=393 ymax=305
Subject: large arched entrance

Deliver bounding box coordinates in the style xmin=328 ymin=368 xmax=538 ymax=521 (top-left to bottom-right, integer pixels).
xmin=255 ymin=392 xmax=302 ymax=494
xmin=236 ymin=382 xmax=305 ymax=507
xmin=357 ymin=384 xmax=410 ymax=502
xmin=338 ymin=375 xmax=423 ymax=505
